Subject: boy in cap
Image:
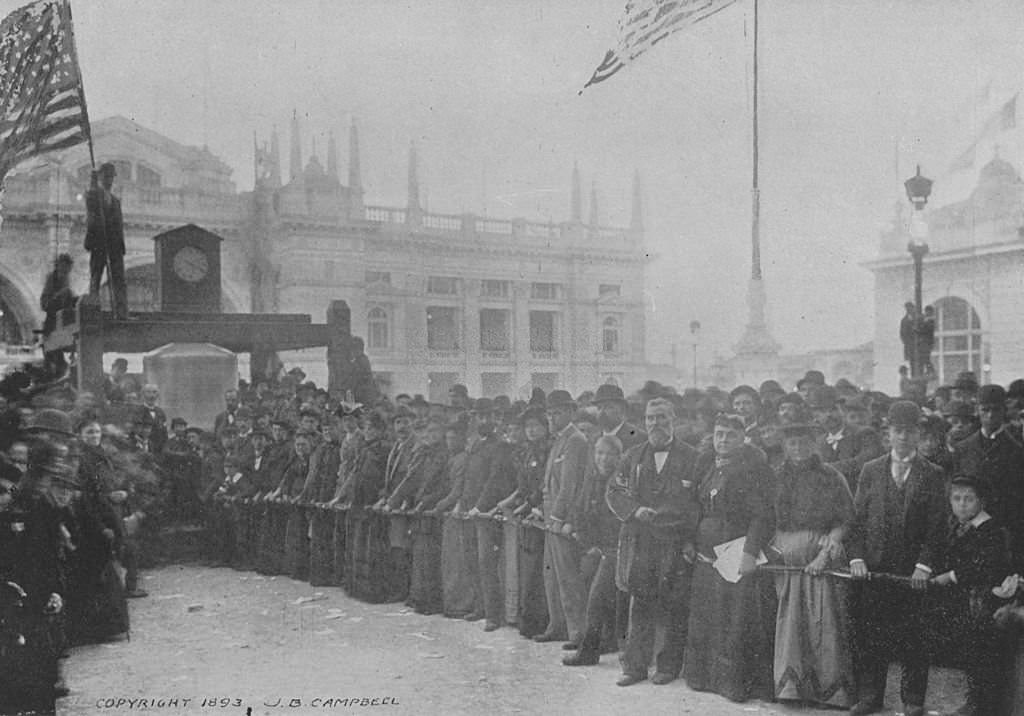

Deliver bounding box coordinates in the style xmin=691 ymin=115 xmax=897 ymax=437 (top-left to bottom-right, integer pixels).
xmin=846 ymin=400 xmax=948 ymax=716
xmin=952 ymin=384 xmax=1024 ymax=572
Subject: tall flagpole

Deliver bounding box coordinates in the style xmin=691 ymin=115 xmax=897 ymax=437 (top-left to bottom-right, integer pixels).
xmin=733 ymin=0 xmax=779 ymax=377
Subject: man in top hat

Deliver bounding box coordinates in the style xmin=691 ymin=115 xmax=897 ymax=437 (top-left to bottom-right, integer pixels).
xmin=808 ymin=387 xmax=883 ymax=494
xmin=593 ymin=383 xmax=646 ymax=452
xmin=952 ymin=384 xmax=1024 ymax=571
xmin=534 ymin=390 xmax=589 ymax=648
xmin=83 ymin=162 xmax=128 ymax=319
xmin=846 ymin=400 xmax=948 ymax=716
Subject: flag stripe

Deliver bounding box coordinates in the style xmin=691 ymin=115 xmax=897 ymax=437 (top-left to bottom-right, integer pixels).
xmin=583 ymin=0 xmax=739 ymax=89
xmin=0 ymin=0 xmax=90 ymax=179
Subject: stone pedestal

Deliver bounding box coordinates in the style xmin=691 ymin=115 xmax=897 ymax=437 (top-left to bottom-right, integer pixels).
xmin=143 ymin=343 xmax=237 ymax=430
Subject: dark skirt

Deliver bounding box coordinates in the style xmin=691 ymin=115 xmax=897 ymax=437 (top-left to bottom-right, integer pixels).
xmin=257 ymin=502 xmax=287 ymax=575
xmin=516 ymin=521 xmax=548 ymax=638
xmin=408 ymin=515 xmax=443 ymax=614
xmin=0 ymin=598 xmax=63 ymax=712
xmin=67 ymin=558 xmax=129 ymax=645
xmin=347 ymin=508 xmax=389 ymax=603
xmin=308 ymin=507 xmax=336 ymax=587
xmin=283 ymin=504 xmax=310 ymax=581
xmin=441 ymin=516 xmax=479 ymax=618
xmin=332 ymin=508 xmax=347 ymax=586
xmin=683 ymin=561 xmax=775 ymax=703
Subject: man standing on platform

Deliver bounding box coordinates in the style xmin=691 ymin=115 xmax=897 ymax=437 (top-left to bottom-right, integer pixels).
xmin=84 ymin=162 xmax=127 ymax=320
xmin=534 ymin=390 xmax=589 ymax=649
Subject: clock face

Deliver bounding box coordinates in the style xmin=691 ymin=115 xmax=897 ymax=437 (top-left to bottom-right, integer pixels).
xmin=172 ymin=245 xmax=209 ymax=283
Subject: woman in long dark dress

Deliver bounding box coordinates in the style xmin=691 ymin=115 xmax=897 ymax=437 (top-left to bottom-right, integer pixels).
xmin=770 ymin=419 xmax=854 ymax=707
xmin=303 ymin=413 xmax=343 ymax=586
xmin=69 ymin=419 xmax=129 ymax=645
xmin=279 ymin=433 xmax=313 ymax=581
xmin=344 ymin=412 xmax=390 ymax=602
xmin=683 ymin=413 xmax=775 ymax=703
xmin=433 ymin=425 xmax=477 ymax=618
xmin=400 ymin=419 xmax=449 ymax=614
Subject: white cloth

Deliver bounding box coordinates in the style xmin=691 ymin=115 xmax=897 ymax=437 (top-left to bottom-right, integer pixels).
xmin=890 ymin=452 xmax=912 ymax=486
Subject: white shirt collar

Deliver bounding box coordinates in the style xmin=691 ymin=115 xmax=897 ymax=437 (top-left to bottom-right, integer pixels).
xmin=969 ymin=511 xmax=991 ymax=528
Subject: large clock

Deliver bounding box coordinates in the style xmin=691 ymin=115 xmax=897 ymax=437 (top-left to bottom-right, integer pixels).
xmin=153 ymin=224 xmax=222 ymax=313
xmin=172 ymin=246 xmax=209 ymax=283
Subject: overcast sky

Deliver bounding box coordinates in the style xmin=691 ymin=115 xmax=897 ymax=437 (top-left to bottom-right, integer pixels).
xmin=8 ymin=0 xmax=1022 ymax=366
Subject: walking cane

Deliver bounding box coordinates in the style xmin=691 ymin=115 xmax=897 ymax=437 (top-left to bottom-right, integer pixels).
xmin=757 ymin=564 xmax=918 ymax=586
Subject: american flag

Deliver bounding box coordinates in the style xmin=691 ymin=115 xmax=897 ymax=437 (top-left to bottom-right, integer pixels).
xmin=0 ymin=0 xmax=90 ymax=180
xmin=583 ymin=0 xmax=739 ymax=90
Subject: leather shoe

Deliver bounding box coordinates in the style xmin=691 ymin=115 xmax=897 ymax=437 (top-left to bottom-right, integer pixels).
xmin=903 ymin=705 xmax=924 ymax=716
xmin=561 ymin=641 xmax=580 ymax=651
xmin=463 ymin=611 xmax=483 ymax=622
xmin=651 ymin=672 xmax=676 ymax=685
xmin=848 ymin=699 xmax=883 ymax=716
xmin=616 ymin=673 xmax=646 ymax=687
xmin=532 ymin=632 xmax=560 ymax=643
xmin=483 ymin=621 xmax=500 ymax=632
xmin=562 ymin=652 xmax=599 ymax=666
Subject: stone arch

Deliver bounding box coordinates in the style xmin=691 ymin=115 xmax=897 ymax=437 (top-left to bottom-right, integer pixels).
xmin=0 ymin=259 xmax=43 ymax=344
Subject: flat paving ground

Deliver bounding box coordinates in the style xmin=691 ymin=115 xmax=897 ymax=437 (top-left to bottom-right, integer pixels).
xmin=57 ymin=565 xmax=965 ymax=716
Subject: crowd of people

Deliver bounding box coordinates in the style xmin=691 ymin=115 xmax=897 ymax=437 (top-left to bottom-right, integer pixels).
xmin=3 ymin=359 xmax=1024 ymax=715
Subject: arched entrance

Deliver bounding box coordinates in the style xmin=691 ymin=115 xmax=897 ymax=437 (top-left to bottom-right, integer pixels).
xmin=0 ymin=270 xmax=41 ymax=346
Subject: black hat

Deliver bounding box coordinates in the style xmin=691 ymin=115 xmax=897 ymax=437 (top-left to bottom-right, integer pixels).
xmin=977 ymin=384 xmax=1007 ymax=407
xmin=942 ymin=400 xmax=974 ymax=420
xmin=528 ymin=387 xmax=546 ymax=407
xmin=449 ymin=384 xmax=469 ymax=397
xmin=392 ymin=406 xmax=416 ymax=421
xmin=777 ymin=392 xmax=805 ymax=408
xmin=470 ymin=398 xmax=495 ymax=414
xmin=887 ymin=400 xmax=921 ymax=429
xmin=24 ymin=408 xmax=75 ymax=437
xmin=546 ymin=390 xmax=577 ymax=411
xmin=409 ymin=394 xmax=429 ymax=408
xmin=918 ymin=414 xmax=949 ymax=439
xmin=840 ymin=395 xmax=869 ymax=413
xmin=834 ymin=378 xmax=858 ymax=393
xmin=1008 ymin=379 xmax=1024 ymax=400
xmin=518 ymin=405 xmax=548 ymax=427
xmin=714 ymin=413 xmax=746 ymax=433
xmin=593 ymin=384 xmax=627 ymax=405
xmin=796 ymin=370 xmax=826 ymax=390
xmin=730 ymin=384 xmax=761 ymax=404
xmin=806 ymin=385 xmax=838 ymax=410
xmin=953 ymin=372 xmax=979 ymax=393
xmin=949 ymin=473 xmax=990 ymax=501
xmin=493 ymin=395 xmax=512 ymax=410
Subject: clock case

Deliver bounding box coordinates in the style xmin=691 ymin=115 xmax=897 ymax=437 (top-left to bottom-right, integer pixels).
xmin=153 ymin=223 xmax=223 ymax=314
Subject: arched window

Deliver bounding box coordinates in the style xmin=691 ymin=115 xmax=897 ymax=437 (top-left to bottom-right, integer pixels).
xmin=932 ymin=296 xmax=983 ymax=383
xmin=602 ymin=316 xmax=621 ymax=354
xmin=136 ymin=164 xmax=161 ymax=187
xmin=367 ymin=307 xmax=389 ymax=350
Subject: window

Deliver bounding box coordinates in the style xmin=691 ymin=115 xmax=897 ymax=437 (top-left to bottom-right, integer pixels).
xmin=426 ymin=306 xmax=460 ymax=350
xmin=932 ymin=296 xmax=983 ymax=383
xmin=479 ymin=309 xmax=510 ymax=352
xmin=366 ymin=270 xmax=391 ymax=285
xmin=427 ymin=276 xmax=459 ymax=295
xmin=481 ymin=373 xmax=512 ymax=398
xmin=481 ymin=279 xmax=510 ymax=298
xmin=367 ymin=307 xmax=389 ymax=350
xmin=529 ymin=311 xmax=558 ymax=353
xmin=136 ymin=165 xmax=161 ymax=187
xmin=602 ymin=316 xmax=621 ymax=354
xmin=599 ymin=284 xmax=621 ymax=298
xmin=531 ymin=282 xmax=562 ymax=300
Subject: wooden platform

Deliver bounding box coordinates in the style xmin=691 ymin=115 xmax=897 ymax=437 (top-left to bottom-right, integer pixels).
xmin=43 ymin=295 xmax=355 ymax=396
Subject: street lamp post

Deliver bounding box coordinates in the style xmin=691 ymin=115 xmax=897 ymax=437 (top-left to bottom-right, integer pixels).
xmin=689 ymin=320 xmax=701 ymax=388
xmin=904 ymin=166 xmax=933 ymax=379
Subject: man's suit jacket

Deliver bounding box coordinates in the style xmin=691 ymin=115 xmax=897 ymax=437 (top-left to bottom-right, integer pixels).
xmin=213 ymin=410 xmax=236 ymax=437
xmin=84 ymin=188 xmax=125 ymax=255
xmin=819 ymin=425 xmax=884 ymax=492
xmin=606 ymin=440 xmax=700 ymax=540
xmin=543 ymin=424 xmax=589 ymax=522
xmin=847 ymin=454 xmax=947 ymax=573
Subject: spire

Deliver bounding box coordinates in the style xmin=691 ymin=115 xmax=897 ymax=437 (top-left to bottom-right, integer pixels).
xmin=588 ymin=181 xmax=599 ymax=226
xmin=327 ymin=131 xmax=339 ymax=179
xmin=570 ymin=162 xmax=582 ymax=222
xmin=348 ymin=119 xmax=362 ymax=190
xmin=269 ymin=125 xmax=282 ymax=187
xmin=407 ymin=140 xmax=421 ymax=211
xmin=630 ymin=170 xmax=643 ymax=234
xmin=289 ymin=109 xmax=302 ymax=181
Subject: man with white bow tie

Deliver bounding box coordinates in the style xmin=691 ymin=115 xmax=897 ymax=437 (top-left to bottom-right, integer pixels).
xmin=808 ymin=386 xmax=883 ymax=495
xmin=846 ymin=401 xmax=947 ymax=716
xmin=606 ymin=398 xmax=700 ymax=687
